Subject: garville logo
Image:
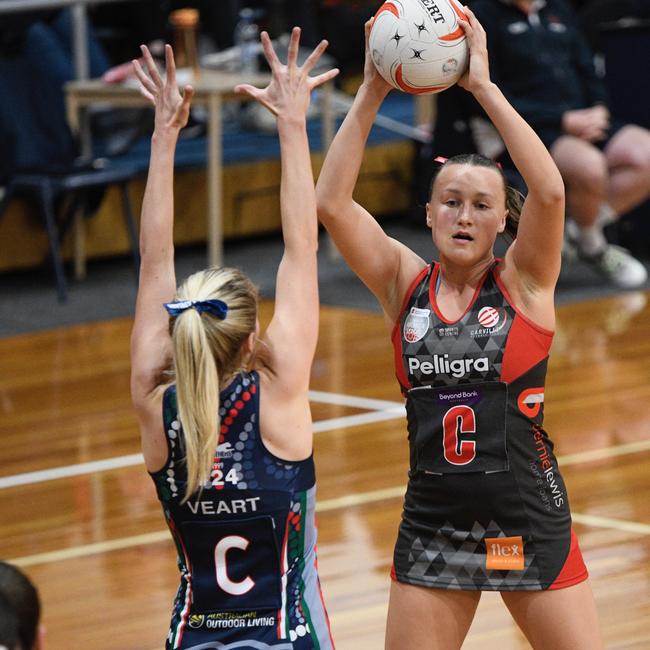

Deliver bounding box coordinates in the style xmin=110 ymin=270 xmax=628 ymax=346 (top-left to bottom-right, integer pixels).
xmin=470 ymin=306 xmax=507 ymax=338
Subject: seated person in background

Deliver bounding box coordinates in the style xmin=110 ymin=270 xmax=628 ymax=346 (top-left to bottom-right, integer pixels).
xmin=0 ymin=562 xmax=43 ymax=650
xmin=471 ymin=0 xmax=650 ymax=288
xmin=0 ymin=8 xmax=110 ymax=179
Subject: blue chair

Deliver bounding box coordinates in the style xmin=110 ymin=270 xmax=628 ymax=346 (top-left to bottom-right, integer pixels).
xmin=0 ymin=160 xmax=141 ymax=301
xmin=0 ymin=9 xmax=140 ymax=301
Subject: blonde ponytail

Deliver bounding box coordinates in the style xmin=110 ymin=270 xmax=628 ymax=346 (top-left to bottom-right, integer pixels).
xmin=173 ymin=308 xmax=220 ymax=500
xmin=169 ymin=267 xmax=258 ymax=502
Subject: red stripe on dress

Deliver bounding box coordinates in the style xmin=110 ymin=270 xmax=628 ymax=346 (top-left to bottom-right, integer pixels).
xmin=500 ymin=313 xmax=553 ymax=384
xmin=313 ymin=545 xmax=336 ymax=648
xmin=277 ymin=514 xmax=291 ymax=639
xmin=548 ymin=529 xmax=589 ymax=590
xmin=493 ymin=262 xmax=553 ymax=384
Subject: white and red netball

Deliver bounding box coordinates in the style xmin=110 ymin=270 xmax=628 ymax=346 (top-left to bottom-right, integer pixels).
xmin=369 ymin=0 xmax=469 ymax=94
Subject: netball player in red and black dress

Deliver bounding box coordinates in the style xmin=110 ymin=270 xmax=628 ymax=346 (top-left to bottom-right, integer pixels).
xmin=316 ymin=9 xmax=602 ymax=650
xmin=130 ymin=33 xmax=338 ymax=649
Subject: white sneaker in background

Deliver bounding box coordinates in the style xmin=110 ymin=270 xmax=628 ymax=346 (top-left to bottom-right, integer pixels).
xmin=579 ymin=244 xmax=649 ymax=289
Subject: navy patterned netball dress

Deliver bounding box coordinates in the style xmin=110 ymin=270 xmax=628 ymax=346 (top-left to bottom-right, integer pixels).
xmin=150 ymin=371 xmax=333 ymax=649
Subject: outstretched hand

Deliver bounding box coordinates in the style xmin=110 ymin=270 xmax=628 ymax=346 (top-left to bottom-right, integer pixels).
xmin=132 ymin=44 xmax=194 ymax=132
xmin=456 ymin=6 xmax=491 ymax=94
xmin=234 ymin=27 xmax=339 ymax=120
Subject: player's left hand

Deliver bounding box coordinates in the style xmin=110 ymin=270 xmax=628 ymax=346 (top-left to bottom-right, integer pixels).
xmin=132 ymin=44 xmax=194 ymax=132
xmin=235 ymin=27 xmax=339 ymax=121
xmin=456 ymin=6 xmax=491 ymax=94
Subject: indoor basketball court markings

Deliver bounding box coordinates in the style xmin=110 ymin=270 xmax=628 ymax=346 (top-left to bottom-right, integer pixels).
xmin=3 ymin=388 xmax=650 ymax=571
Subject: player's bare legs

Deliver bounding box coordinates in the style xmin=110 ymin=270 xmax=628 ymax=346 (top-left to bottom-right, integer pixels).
xmin=501 ymin=580 xmax=603 ymax=650
xmin=385 ymin=581 xmax=481 ymax=650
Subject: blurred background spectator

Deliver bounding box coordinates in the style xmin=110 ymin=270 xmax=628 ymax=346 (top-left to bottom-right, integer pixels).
xmin=0 ymin=9 xmax=110 ymax=183
xmin=431 ymin=0 xmax=650 ymax=288
xmin=1 ymin=0 xmax=647 ymax=302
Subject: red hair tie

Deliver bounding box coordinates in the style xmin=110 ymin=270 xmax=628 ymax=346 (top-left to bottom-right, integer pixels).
xmin=434 ymin=155 xmax=503 ymax=170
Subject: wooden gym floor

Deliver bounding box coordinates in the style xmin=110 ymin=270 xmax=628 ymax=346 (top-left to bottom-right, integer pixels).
xmin=1 ymin=292 xmax=649 ymax=649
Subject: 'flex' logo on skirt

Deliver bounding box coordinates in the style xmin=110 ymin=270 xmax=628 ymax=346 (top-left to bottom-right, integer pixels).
xmin=485 ymin=535 xmax=525 ymax=571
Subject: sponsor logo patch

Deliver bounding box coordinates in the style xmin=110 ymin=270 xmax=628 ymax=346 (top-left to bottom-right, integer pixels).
xmin=216 ymin=441 xmax=234 ymax=458
xmin=189 ymin=614 xmax=204 ymax=629
xmin=470 ymin=306 xmax=507 ymax=338
xmin=518 ymin=388 xmax=545 ymax=418
xmin=404 ymin=307 xmax=431 ymax=343
xmin=408 ymin=354 xmax=489 ymax=378
xmin=485 ymin=536 xmax=525 ymax=571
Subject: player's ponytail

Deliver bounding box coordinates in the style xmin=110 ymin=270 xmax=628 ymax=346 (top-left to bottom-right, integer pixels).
xmin=169 ymin=267 xmax=258 ymax=502
xmin=173 ymin=307 xmax=219 ymax=500
xmin=504 ymin=184 xmax=523 ymax=242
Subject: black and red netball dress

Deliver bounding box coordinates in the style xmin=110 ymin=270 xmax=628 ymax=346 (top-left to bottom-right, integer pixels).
xmin=150 ymin=371 xmax=333 ymax=649
xmin=391 ymin=261 xmax=588 ymax=591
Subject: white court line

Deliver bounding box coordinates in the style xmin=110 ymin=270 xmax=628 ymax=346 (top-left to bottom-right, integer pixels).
xmin=556 ymin=439 xmax=650 ymax=467
xmin=308 ymin=390 xmax=403 ymax=411
xmin=10 ymin=484 xmax=650 ymax=567
xmin=0 ymin=409 xmax=405 ymax=490
xmin=2 ymin=387 xmax=649 ymax=489
xmin=2 ymin=419 xmax=646 ymax=491
xmin=0 ymin=391 xmax=404 ymax=490
xmin=312 ymin=408 xmax=404 ymax=433
xmin=0 ymin=453 xmax=145 ymax=490
xmin=571 ymin=513 xmax=650 ymax=536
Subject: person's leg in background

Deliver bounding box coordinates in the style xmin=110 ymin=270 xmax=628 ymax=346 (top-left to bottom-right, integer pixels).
xmin=552 ymin=132 xmax=649 ymax=288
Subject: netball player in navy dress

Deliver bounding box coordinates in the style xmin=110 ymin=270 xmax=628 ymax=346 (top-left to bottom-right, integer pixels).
xmin=130 ymin=32 xmax=338 ymax=649
xmin=316 ymin=9 xmax=602 ymax=650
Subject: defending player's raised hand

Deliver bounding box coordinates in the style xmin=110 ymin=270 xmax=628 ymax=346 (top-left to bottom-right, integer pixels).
xmin=132 ymin=44 xmax=194 ymax=132
xmin=234 ymin=27 xmax=339 ymax=120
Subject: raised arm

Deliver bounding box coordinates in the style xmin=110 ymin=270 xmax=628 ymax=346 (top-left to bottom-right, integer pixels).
xmin=129 ymin=45 xmax=193 ymax=467
xmin=460 ymin=9 xmax=565 ymax=293
xmin=235 ymin=29 xmax=338 ymax=397
xmin=316 ymin=20 xmax=426 ymax=320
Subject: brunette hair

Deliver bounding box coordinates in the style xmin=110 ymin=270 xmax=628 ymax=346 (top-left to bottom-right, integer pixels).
xmin=429 ymin=153 xmax=523 ymax=241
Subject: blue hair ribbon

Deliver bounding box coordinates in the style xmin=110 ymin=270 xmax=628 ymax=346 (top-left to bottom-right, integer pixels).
xmin=163 ymin=299 xmax=228 ymax=320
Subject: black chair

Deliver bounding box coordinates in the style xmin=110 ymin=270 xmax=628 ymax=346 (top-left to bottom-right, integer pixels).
xmin=0 ymin=159 xmax=141 ymax=302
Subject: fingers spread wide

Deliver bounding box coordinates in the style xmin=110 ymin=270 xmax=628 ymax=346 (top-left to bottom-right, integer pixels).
xmin=164 ymin=44 xmax=177 ymax=87
xmin=132 ymin=59 xmax=157 ymax=101
xmin=287 ymin=26 xmax=301 ymax=67
xmin=140 ymin=45 xmax=163 ymax=87
xmin=301 ymin=39 xmax=328 ymax=77
xmin=309 ymin=67 xmax=340 ymax=89
xmin=260 ymin=31 xmax=281 ymax=72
